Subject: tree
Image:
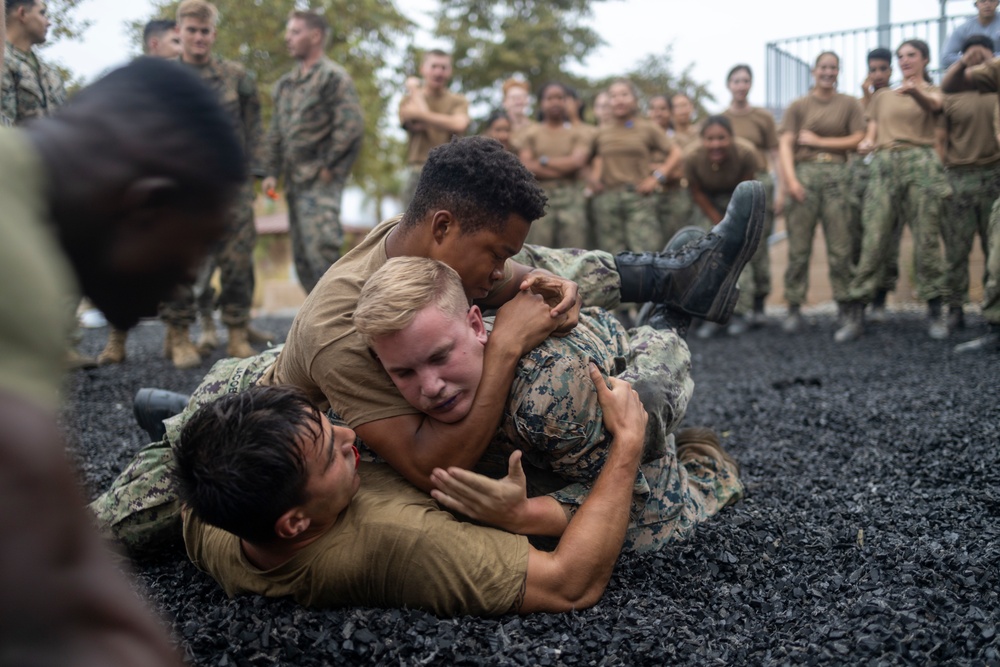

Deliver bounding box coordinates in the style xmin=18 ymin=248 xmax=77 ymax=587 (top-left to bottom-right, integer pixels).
xmin=139 ymin=0 xmax=412 ymax=222
xmin=45 ymin=0 xmax=91 ymax=42
xmin=432 ymin=0 xmax=609 ymax=110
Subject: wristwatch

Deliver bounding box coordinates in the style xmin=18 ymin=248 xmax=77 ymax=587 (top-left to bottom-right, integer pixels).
xmin=652 ymin=169 xmax=666 ymax=184
xmin=539 ymin=155 xmax=550 ymax=167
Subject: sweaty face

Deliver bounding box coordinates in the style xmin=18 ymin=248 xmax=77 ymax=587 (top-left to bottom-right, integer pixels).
xmin=728 ymin=70 xmax=752 ymax=102
xmin=609 ymin=83 xmax=636 ymax=119
xmin=298 ymin=417 xmax=360 ymax=525
xmin=420 ymin=55 xmax=453 ymax=91
xmin=868 ymin=60 xmax=891 ymax=89
xmin=702 ymin=124 xmax=733 ymax=164
xmin=373 ymin=305 xmax=488 ymax=424
xmin=179 ymin=17 xmax=216 ymax=63
xmin=284 ymin=18 xmax=318 ymax=60
xmin=648 ymin=96 xmax=671 ymax=129
xmin=22 ymin=1 xmax=50 ymax=45
xmin=431 ymin=214 xmax=530 ymax=301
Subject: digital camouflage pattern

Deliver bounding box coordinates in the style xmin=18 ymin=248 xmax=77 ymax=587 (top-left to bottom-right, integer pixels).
xmin=942 ymin=163 xmax=1000 ymax=306
xmin=983 ymin=198 xmax=1000 ymax=324
xmin=657 ymin=186 xmax=699 ymax=243
xmin=591 ymin=189 xmax=664 ymax=253
xmin=1 ymin=42 xmax=65 ymax=124
xmin=89 ymin=348 xmax=284 ymax=556
xmin=265 ymin=58 xmax=364 ymax=292
xmin=849 ymin=155 xmax=902 ymax=293
xmin=525 ymin=182 xmax=592 ymax=250
xmin=784 ymin=162 xmax=855 ymax=305
xmin=510 ymin=244 xmax=622 ymax=310
xmin=849 ymin=147 xmax=951 ymax=304
xmin=160 ymin=57 xmax=264 ymax=328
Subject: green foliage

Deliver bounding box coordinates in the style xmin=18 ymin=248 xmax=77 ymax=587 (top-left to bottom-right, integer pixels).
xmin=44 ymin=0 xmax=91 ymax=42
xmin=590 ymin=47 xmax=716 ymax=120
xmin=432 ymin=0 xmax=608 ymax=109
xmin=137 ymin=0 xmax=412 ymax=220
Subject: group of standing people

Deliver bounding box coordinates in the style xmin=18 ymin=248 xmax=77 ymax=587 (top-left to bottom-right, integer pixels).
xmin=398 ymin=28 xmax=1000 ymax=350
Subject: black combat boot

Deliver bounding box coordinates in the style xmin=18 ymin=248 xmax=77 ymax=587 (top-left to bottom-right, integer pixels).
xmin=954 ymin=323 xmax=1000 ymax=353
xmin=833 ymin=301 xmax=865 ymax=343
xmin=634 ymin=225 xmax=710 ymax=331
xmin=133 ymin=388 xmax=191 ymax=442
xmin=927 ymin=297 xmax=948 ymax=340
xmin=615 ymin=181 xmax=765 ymax=324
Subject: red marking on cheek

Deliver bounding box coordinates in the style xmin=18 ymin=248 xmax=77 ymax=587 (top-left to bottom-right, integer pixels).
xmin=353 ymin=445 xmax=360 ymax=470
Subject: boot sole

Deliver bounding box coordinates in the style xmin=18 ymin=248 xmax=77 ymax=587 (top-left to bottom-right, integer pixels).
xmin=704 ymin=181 xmax=765 ymax=323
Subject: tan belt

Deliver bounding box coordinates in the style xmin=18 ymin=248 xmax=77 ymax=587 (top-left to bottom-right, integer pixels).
xmin=802 ymin=152 xmax=845 ymax=164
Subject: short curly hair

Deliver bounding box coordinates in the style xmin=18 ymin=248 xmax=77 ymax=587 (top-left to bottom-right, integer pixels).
xmin=402 ymin=136 xmax=547 ymax=236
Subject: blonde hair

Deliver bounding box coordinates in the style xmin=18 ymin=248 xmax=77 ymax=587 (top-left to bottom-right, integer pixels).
xmin=502 ymin=78 xmax=530 ymax=97
xmin=354 ymin=257 xmax=470 ymax=347
xmin=177 ymin=0 xmax=218 ymax=26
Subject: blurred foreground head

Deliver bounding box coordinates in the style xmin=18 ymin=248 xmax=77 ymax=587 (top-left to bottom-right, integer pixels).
xmin=24 ymin=56 xmax=245 ymax=329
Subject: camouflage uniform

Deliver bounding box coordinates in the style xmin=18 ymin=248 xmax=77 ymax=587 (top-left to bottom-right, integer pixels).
xmin=591 ymin=189 xmax=664 ymax=253
xmin=736 ymin=171 xmax=775 ymax=314
xmin=984 ymin=199 xmax=1000 ymax=324
xmin=525 ymin=182 xmax=592 ymax=250
xmin=849 ymin=154 xmax=902 ymax=294
xmin=657 ymin=185 xmax=699 ymax=242
xmin=486 ymin=307 xmax=742 ymax=552
xmin=1 ymin=42 xmax=66 ymax=124
xmin=784 ymin=162 xmax=855 ymax=305
xmin=848 ymin=147 xmax=951 ymax=304
xmin=90 ymin=348 xmax=283 ymax=554
xmin=942 ymin=163 xmax=1000 ymax=306
xmin=264 ymin=57 xmax=364 ymax=293
xmin=160 ymin=56 xmax=262 ymax=329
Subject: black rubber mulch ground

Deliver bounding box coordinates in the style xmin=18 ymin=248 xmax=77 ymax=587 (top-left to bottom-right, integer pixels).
xmin=65 ymin=311 xmax=1000 ymax=666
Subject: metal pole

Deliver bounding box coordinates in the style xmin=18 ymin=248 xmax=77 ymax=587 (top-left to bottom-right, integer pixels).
xmin=940 ymin=0 xmax=949 ymax=65
xmin=878 ymin=0 xmax=891 ymax=48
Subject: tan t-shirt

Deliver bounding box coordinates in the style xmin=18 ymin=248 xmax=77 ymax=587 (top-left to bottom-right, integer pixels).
xmin=943 ymin=91 xmax=1000 ymax=167
xmin=672 ymin=125 xmax=700 ymax=151
xmin=684 ymin=136 xmax=759 ymax=195
xmin=867 ymin=84 xmax=942 ymax=149
xmin=520 ymin=123 xmax=594 ymax=183
xmin=402 ymin=88 xmax=469 ymax=166
xmin=723 ymin=107 xmax=778 ymax=170
xmin=968 ymin=57 xmax=1000 ymax=96
xmin=779 ymin=93 xmax=865 ymax=162
xmin=596 ymin=117 xmax=674 ymax=188
xmin=184 ymin=462 xmax=530 ymax=617
xmin=0 ymin=129 xmax=76 ymax=411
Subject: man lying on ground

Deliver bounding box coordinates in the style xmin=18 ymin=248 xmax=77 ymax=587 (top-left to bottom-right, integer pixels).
xmin=353 ymin=257 xmax=744 ymax=551
xmin=92 ymin=136 xmax=764 ymax=556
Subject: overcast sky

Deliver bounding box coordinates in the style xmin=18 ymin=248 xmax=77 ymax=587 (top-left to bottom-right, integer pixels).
xmin=46 ymin=0 xmax=969 ymax=107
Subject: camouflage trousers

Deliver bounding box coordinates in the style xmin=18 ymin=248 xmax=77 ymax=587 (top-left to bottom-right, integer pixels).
xmin=656 ymin=185 xmax=701 ymax=243
xmin=482 ymin=307 xmax=742 ymax=552
xmin=287 ymin=176 xmax=346 ymax=294
xmin=511 ymin=244 xmax=623 ymax=309
xmin=89 ymin=348 xmax=284 ymax=556
xmin=984 ymin=199 xmax=1000 ymax=324
xmin=942 ymin=163 xmax=1000 ymax=307
xmin=849 ymin=147 xmax=951 ymax=304
xmin=591 ymin=188 xmax=664 ymax=253
xmin=850 ymin=155 xmax=903 ymax=294
xmin=784 ymin=162 xmax=855 ymax=305
xmin=526 ymin=181 xmax=592 ymax=250
xmin=160 ymin=182 xmax=257 ymax=328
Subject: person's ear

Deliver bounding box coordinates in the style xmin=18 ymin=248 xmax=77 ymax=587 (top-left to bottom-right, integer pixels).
xmin=274 ymin=507 xmax=311 ymax=540
xmin=467 ymin=305 xmax=488 ymax=344
xmin=106 ymin=176 xmax=181 ymax=272
xmin=430 ymin=210 xmax=457 ymax=244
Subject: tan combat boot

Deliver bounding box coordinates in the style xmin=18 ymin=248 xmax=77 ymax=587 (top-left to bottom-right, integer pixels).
xmin=226 ymin=326 xmax=256 ymax=358
xmin=166 ymin=325 xmax=202 ymax=369
xmin=98 ymin=327 xmax=128 ymax=365
xmin=196 ymin=313 xmax=219 ymax=355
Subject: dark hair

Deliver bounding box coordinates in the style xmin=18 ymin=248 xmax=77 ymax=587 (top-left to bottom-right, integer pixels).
xmin=962 ymin=35 xmax=995 ymax=53
xmin=897 ymin=39 xmax=933 ymax=83
xmin=867 ymin=47 xmax=893 ymax=64
xmin=424 ymin=48 xmax=450 ymax=61
xmin=701 ymin=114 xmax=734 ymax=137
xmin=535 ymin=81 xmax=568 ymax=121
xmin=175 ymin=386 xmax=325 ymax=544
xmin=649 ymin=94 xmax=673 ymax=111
xmin=5 ymin=0 xmax=37 ymax=15
xmin=289 ymin=9 xmax=329 ymax=36
xmin=727 ymin=64 xmax=753 ymax=83
xmin=478 ymin=108 xmax=510 ymax=134
xmin=403 ymin=136 xmax=547 ymax=234
xmin=143 ymin=19 xmax=176 ymax=44
xmin=60 ymin=57 xmax=246 ymax=204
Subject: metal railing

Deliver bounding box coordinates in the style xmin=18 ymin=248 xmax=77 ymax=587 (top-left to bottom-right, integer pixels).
xmin=766 ymin=14 xmax=971 ymax=115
